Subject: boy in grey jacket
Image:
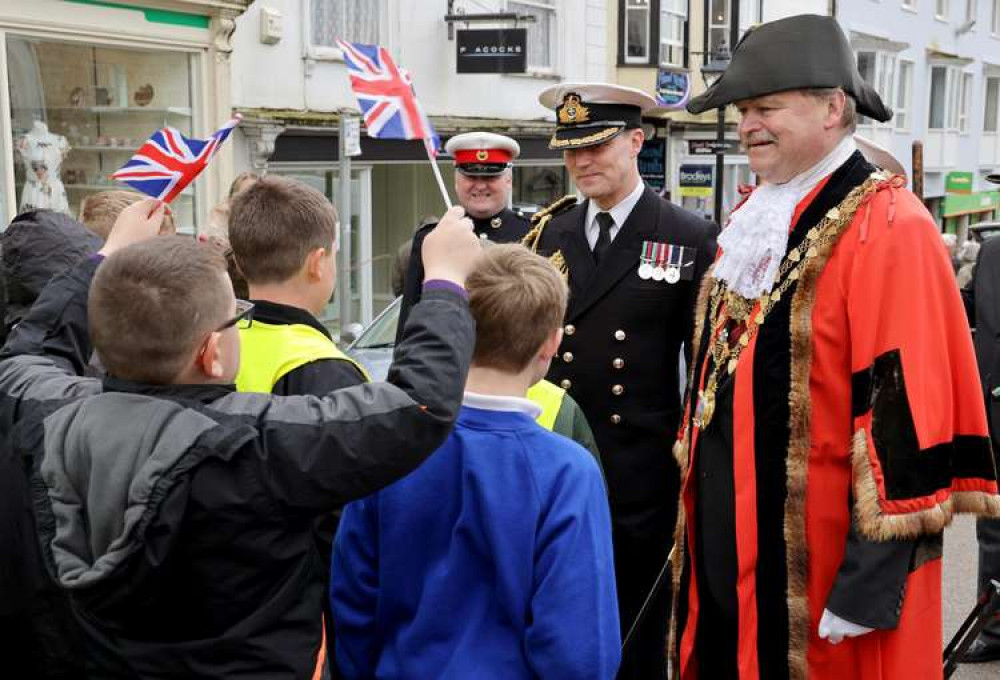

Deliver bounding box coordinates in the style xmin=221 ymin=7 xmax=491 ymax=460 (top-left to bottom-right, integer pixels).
xmin=0 ymin=199 xmax=481 ymax=679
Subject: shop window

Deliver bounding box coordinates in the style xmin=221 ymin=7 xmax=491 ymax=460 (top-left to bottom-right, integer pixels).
xmin=896 ymin=60 xmax=913 ymax=130
xmin=958 ymin=72 xmax=974 ymax=132
xmin=512 ymin=165 xmax=569 ymax=212
xmin=985 ymin=76 xmax=1000 ymax=132
xmin=310 ymin=0 xmax=381 ymax=50
xmin=660 ymin=0 xmax=687 ymax=68
xmin=6 ymin=35 xmax=197 ymax=229
xmin=738 ymin=0 xmax=761 ymax=34
xmin=507 ymin=0 xmax=557 ymax=71
xmin=708 ymin=0 xmax=731 ymax=55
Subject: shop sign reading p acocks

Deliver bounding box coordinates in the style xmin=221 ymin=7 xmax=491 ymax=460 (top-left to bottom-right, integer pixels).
xmin=456 ymin=29 xmax=527 ymax=73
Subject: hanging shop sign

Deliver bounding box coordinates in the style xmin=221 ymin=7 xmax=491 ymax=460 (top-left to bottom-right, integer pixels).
xmin=456 ymin=29 xmax=527 ymax=73
xmin=688 ymin=138 xmax=741 ymax=155
xmin=639 ymin=139 xmax=666 ymax=191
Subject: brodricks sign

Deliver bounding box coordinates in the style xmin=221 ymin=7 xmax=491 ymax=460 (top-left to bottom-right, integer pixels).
xmin=456 ymin=28 xmax=527 ymax=73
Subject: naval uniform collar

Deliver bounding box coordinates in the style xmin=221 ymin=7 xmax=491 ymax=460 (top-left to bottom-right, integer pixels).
xmin=585 ymin=179 xmax=645 ymax=246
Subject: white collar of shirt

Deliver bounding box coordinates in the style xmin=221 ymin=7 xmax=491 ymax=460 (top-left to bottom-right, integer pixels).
xmin=462 ymin=391 xmax=542 ymax=419
xmin=584 ymin=179 xmax=646 ymax=249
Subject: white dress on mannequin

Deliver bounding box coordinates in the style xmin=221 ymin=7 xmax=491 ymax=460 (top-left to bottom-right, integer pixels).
xmin=16 ymin=121 xmax=70 ymax=214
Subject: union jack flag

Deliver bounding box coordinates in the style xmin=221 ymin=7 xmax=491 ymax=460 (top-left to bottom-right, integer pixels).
xmin=336 ymin=40 xmax=440 ymax=153
xmin=111 ymin=115 xmax=242 ymax=203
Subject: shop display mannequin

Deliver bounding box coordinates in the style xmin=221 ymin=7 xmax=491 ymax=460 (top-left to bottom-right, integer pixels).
xmin=16 ymin=120 xmax=70 ymax=214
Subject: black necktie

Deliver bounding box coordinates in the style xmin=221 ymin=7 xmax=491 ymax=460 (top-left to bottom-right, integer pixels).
xmin=593 ymin=212 xmax=614 ymax=265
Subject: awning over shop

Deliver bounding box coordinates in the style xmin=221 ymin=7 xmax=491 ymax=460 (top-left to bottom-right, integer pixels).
xmin=942 ymin=191 xmax=1000 ymax=218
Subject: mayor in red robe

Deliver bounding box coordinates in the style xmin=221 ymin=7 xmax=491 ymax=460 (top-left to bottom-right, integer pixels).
xmin=671 ymin=14 xmax=1000 ymax=679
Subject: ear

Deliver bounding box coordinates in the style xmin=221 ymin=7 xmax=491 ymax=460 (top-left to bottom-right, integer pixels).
xmin=539 ymin=327 xmax=563 ymax=361
xmin=630 ymin=128 xmax=645 ymax=157
xmin=197 ymin=331 xmax=226 ymax=379
xmin=824 ymin=90 xmax=847 ymax=131
xmin=304 ymin=246 xmax=328 ymax=282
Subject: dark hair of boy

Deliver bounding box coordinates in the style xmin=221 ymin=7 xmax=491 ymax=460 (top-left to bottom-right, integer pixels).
xmin=89 ymin=237 xmax=230 ymax=384
xmin=466 ymin=244 xmax=567 ymax=373
xmin=228 ymin=175 xmax=337 ymax=284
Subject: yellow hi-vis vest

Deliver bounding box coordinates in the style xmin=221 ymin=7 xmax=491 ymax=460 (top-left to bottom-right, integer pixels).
xmin=526 ymin=379 xmax=565 ymax=431
xmin=236 ymin=320 xmax=370 ymax=393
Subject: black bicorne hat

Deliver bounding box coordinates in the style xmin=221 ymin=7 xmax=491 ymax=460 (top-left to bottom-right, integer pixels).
xmin=687 ymin=14 xmax=892 ymax=123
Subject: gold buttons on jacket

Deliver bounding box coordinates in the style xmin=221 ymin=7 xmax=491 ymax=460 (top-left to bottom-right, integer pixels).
xmin=560 ymin=379 xmax=572 ymax=390
xmin=611 ymin=414 xmax=622 ymax=425
xmin=565 ymin=324 xmax=576 ymax=336
xmin=612 ymin=384 xmax=624 ymax=396
xmin=562 ymin=352 xmax=574 ymax=363
xmin=614 ymin=330 xmax=626 ymax=341
xmin=612 ymin=358 xmax=624 ymax=370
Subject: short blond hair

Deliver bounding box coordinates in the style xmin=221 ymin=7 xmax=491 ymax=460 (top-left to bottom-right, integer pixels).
xmin=81 ymin=190 xmax=176 ymax=240
xmin=466 ymin=244 xmax=567 ymax=372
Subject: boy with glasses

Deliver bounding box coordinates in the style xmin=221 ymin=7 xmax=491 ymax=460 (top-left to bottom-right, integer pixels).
xmin=0 ymin=198 xmax=482 ymax=679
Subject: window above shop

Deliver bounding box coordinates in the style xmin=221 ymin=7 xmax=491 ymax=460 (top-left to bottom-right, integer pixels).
xmin=619 ymin=0 xmax=688 ymax=69
xmin=506 ymin=0 xmax=558 ymax=72
xmin=307 ymin=0 xmax=385 ymax=60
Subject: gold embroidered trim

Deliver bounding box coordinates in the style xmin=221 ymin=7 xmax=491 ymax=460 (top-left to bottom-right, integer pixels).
xmin=548 ymin=126 xmax=620 ymax=149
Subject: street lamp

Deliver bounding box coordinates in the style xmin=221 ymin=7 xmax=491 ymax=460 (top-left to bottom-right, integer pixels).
xmin=701 ymin=42 xmax=731 ymax=225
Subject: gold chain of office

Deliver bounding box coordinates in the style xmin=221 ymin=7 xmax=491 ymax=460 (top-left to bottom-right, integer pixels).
xmin=694 ymin=171 xmax=887 ymax=429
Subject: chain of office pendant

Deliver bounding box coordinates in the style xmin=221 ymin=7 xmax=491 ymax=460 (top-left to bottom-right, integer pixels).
xmin=693 ymin=171 xmax=886 ymax=429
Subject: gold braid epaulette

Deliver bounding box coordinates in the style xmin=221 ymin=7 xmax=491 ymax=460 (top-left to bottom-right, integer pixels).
xmin=521 ymin=195 xmax=577 ymax=280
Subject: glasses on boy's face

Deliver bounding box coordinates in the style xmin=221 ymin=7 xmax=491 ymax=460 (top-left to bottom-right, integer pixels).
xmin=216 ymin=299 xmax=254 ymax=332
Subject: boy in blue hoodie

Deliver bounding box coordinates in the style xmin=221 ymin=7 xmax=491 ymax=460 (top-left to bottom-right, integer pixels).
xmin=331 ymin=244 xmax=620 ymax=679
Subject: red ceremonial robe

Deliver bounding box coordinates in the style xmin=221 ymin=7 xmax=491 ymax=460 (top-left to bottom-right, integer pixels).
xmin=670 ymin=151 xmax=1000 ymax=679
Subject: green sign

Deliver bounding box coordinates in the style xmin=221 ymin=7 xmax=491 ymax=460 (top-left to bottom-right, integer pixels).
xmin=942 ymin=190 xmax=1000 ymax=217
xmin=946 ymin=171 xmax=974 ymax=194
xmin=64 ymin=0 xmax=210 ymax=29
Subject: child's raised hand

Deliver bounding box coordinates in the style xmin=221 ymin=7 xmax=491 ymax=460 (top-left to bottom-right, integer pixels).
xmin=422 ymin=206 xmax=481 ymax=288
xmin=99 ymin=199 xmax=168 ymax=256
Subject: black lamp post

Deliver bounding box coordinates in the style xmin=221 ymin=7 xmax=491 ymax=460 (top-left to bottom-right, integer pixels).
xmin=701 ymin=42 xmax=732 ymax=225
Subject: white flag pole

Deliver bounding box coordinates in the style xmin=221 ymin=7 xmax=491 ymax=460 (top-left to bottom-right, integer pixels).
xmin=424 ymin=138 xmax=452 ymax=210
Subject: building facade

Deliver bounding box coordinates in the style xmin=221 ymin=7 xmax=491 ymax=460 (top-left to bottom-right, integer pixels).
xmin=0 ymin=0 xmax=247 ymax=231
xmin=837 ymin=0 xmax=1000 ymax=236
xmin=231 ymin=0 xmax=609 ymax=332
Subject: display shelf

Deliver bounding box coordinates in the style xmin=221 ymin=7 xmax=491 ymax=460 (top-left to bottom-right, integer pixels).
xmin=13 ymin=105 xmax=192 ymax=117
xmin=69 ymin=145 xmax=139 ymax=152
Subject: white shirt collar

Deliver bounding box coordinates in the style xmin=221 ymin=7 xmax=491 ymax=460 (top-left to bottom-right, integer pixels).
xmin=462 ymin=391 xmax=542 ymax=419
xmin=584 ymin=178 xmax=646 ymax=249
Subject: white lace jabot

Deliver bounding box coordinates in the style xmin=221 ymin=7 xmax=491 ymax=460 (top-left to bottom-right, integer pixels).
xmin=713 ymin=135 xmax=857 ymax=299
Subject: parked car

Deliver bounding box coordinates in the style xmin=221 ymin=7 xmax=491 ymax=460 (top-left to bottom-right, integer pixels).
xmin=347 ymin=297 xmax=401 ymax=380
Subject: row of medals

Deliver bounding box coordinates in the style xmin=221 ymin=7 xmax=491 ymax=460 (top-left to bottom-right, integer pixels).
xmin=637 ymin=260 xmax=681 ymax=283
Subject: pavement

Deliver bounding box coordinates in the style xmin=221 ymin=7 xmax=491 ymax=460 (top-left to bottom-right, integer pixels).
xmin=943 ymin=515 xmax=1000 ymax=679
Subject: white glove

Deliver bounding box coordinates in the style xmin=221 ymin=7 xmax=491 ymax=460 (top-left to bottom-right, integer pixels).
xmin=818 ymin=609 xmax=875 ymax=645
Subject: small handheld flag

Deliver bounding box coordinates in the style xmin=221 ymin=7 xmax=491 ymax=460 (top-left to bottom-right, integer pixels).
xmin=111 ymin=115 xmax=242 ymax=203
xmin=337 ymin=41 xmax=450 ymax=208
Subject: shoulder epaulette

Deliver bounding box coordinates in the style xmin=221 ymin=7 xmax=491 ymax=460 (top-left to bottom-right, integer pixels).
xmin=530 ymin=194 xmax=578 ymax=226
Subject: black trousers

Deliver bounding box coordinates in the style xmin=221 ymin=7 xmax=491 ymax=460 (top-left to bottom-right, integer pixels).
xmin=977 ymin=516 xmax=1000 ymax=643
xmin=613 ymin=501 xmax=674 ymax=680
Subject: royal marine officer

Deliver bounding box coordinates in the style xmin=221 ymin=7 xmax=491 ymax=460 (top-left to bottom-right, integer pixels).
xmin=445 ymin=131 xmax=530 ymax=242
xmin=397 ymin=132 xmax=529 ymax=335
xmin=524 ymin=83 xmax=717 ymax=679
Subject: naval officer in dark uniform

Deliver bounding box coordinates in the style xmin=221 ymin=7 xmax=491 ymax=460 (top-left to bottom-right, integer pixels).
xmin=525 ymin=83 xmax=717 ymax=679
